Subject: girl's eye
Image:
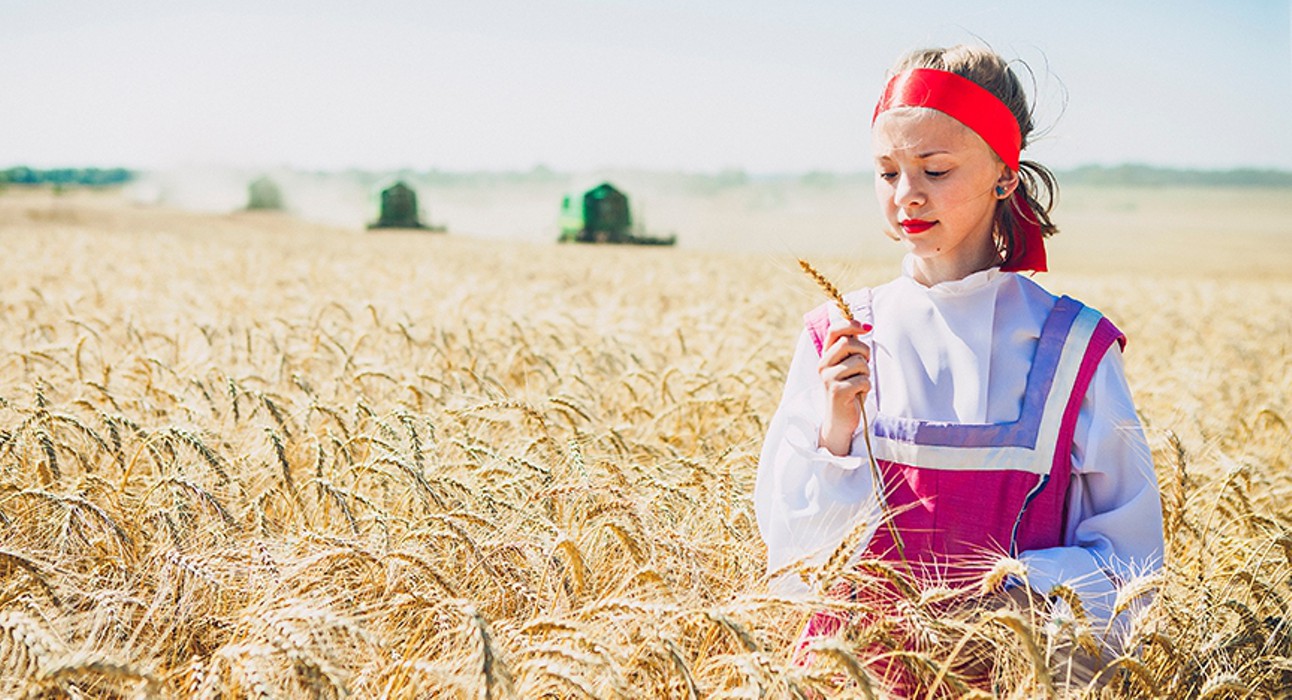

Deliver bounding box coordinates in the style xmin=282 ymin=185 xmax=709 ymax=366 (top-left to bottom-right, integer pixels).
xmin=879 ymin=172 xmax=897 ymax=181
xmin=925 ymin=170 xmax=949 ymax=178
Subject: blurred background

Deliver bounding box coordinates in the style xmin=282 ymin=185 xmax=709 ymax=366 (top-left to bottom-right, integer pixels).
xmin=3 ymin=0 xmax=1290 ymax=260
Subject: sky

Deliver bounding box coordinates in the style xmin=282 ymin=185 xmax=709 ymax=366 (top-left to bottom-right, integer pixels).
xmin=2 ymin=0 xmax=1290 ymax=173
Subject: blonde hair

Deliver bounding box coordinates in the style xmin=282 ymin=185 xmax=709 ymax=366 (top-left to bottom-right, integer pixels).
xmin=888 ymin=45 xmax=1059 ymax=267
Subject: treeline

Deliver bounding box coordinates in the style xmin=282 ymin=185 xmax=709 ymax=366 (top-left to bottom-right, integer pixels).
xmin=1058 ymin=164 xmax=1292 ymax=188
xmin=3 ymin=164 xmax=1291 ymax=189
xmin=2 ymin=167 xmax=134 ymax=187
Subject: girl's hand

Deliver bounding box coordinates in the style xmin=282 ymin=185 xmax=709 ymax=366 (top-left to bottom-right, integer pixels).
xmin=817 ymin=320 xmax=872 ymax=456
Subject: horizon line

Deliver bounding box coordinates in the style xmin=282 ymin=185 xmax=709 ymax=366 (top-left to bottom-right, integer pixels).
xmin=5 ymin=162 xmax=1292 ymax=178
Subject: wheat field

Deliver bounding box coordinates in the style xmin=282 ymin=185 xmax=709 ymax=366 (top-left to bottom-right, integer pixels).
xmin=1 ymin=187 xmax=1289 ymax=698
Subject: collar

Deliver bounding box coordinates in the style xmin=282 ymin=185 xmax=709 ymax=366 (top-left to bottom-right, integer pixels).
xmin=900 ymin=254 xmax=1008 ymax=296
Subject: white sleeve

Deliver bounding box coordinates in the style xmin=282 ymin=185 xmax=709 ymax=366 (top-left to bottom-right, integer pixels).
xmin=754 ymin=329 xmax=883 ymax=594
xmin=1018 ymin=346 xmax=1164 ymax=625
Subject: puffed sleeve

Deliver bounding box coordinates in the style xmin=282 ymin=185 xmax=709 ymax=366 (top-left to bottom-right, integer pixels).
xmin=1018 ymin=345 xmax=1164 ymax=625
xmin=754 ymin=329 xmax=883 ymax=594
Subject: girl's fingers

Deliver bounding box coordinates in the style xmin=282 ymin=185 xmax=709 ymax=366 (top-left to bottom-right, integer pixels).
xmin=823 ymin=320 xmax=874 ymax=350
xmin=821 ymin=355 xmax=869 ymax=383
xmin=823 ymin=372 xmax=871 ymax=403
xmin=819 ymin=333 xmax=872 ymax=370
xmin=820 ymin=359 xmax=871 ymax=399
xmin=819 ymin=322 xmax=874 ymax=403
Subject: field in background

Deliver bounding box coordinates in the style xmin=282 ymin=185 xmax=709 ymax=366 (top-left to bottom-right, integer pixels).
xmin=125 ymin=168 xmax=1292 ymax=276
xmin=0 ymin=186 xmax=1289 ymax=697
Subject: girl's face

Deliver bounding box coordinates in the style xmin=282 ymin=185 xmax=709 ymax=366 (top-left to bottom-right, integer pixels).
xmin=872 ymin=108 xmax=1013 ymax=283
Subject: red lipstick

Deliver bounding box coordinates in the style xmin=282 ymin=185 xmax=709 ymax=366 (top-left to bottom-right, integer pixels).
xmin=900 ymin=219 xmax=935 ymax=234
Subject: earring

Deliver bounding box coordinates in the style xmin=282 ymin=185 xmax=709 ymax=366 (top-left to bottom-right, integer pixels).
xmin=995 ymin=185 xmax=1007 ymax=197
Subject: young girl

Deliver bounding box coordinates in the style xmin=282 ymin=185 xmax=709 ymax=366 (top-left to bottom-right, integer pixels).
xmin=754 ymin=45 xmax=1164 ymax=688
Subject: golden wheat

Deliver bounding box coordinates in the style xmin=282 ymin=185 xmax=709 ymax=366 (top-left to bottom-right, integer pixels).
xmin=797 ymin=258 xmax=854 ymax=322
xmin=0 ymin=189 xmax=1287 ymax=697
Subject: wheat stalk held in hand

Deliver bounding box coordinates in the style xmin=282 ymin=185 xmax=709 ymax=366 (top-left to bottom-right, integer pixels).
xmin=796 ymin=257 xmax=905 ymax=560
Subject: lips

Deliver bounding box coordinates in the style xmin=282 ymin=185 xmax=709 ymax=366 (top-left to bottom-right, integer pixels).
xmin=900 ymin=219 xmax=935 ymax=234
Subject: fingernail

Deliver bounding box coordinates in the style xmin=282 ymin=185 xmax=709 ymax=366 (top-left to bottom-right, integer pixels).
xmin=860 ymin=323 xmax=873 ymax=333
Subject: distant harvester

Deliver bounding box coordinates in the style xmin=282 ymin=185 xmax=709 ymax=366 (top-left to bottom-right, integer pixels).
xmin=368 ymin=181 xmax=445 ymax=231
xmin=558 ymin=182 xmax=675 ymax=246
xmin=245 ymin=176 xmax=284 ymax=211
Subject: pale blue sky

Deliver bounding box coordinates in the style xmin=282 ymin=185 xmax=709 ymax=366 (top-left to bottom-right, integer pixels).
xmin=3 ymin=0 xmax=1289 ymax=172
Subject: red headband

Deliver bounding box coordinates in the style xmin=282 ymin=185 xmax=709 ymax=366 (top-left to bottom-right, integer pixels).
xmin=873 ymin=68 xmax=1046 ymax=272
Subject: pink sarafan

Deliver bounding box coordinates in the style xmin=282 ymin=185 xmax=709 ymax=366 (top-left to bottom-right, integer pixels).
xmin=804 ymin=295 xmax=1124 ymax=581
xmin=797 ymin=295 xmax=1125 ymax=690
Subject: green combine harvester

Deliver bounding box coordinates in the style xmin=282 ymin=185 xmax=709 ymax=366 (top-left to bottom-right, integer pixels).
xmin=558 ymin=182 xmax=676 ymax=246
xmin=245 ymin=176 xmax=284 ymax=211
xmin=368 ymin=180 xmax=445 ymax=231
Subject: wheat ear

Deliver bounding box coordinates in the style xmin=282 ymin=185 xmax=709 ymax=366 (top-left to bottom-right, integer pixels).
xmin=797 ymin=258 xmax=905 ymax=560
xmin=797 ymin=259 xmax=854 ymax=322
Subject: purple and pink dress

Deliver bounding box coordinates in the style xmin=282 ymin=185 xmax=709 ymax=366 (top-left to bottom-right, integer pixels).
xmin=754 ymin=257 xmax=1163 ymax=683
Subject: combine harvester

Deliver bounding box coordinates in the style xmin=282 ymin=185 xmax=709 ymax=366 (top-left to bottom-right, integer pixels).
xmin=558 ymin=182 xmax=675 ymax=246
xmin=368 ymin=180 xmax=446 ymax=232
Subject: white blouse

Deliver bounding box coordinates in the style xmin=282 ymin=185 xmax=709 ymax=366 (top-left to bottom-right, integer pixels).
xmin=755 ymin=256 xmax=1164 ymax=623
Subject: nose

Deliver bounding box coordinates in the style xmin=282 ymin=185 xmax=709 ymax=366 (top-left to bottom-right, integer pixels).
xmin=894 ymin=172 xmax=924 ymax=210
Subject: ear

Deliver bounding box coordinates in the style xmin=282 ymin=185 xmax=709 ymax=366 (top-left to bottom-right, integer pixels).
xmin=994 ymin=168 xmax=1020 ymax=199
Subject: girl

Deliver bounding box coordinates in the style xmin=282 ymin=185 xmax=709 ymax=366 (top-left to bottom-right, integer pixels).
xmin=754 ymin=45 xmax=1164 ymax=689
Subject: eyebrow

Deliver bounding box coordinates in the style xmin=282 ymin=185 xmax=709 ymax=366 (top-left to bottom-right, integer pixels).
xmin=874 ymin=148 xmax=955 ymax=160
